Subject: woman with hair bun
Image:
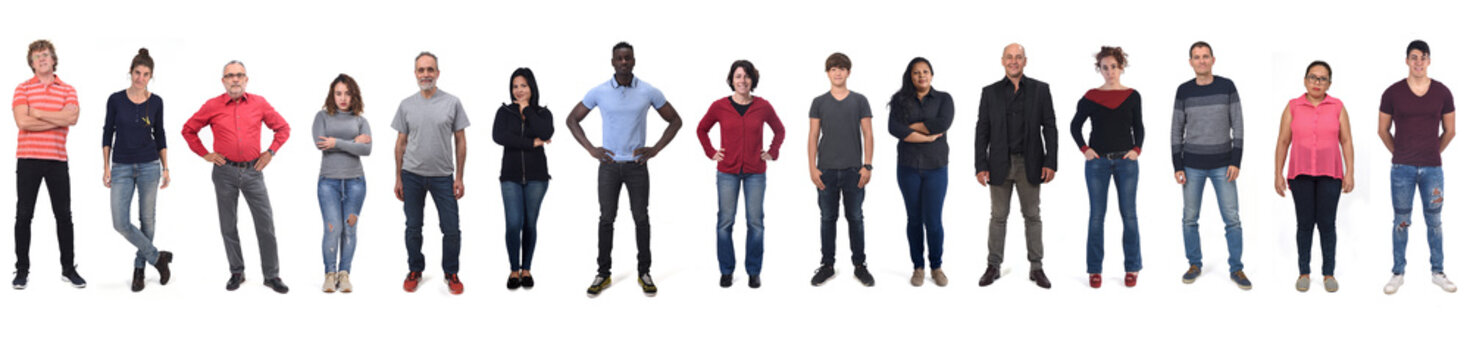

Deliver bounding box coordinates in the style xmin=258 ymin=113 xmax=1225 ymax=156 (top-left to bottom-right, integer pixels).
xmin=102 ymin=48 xmax=174 ymax=292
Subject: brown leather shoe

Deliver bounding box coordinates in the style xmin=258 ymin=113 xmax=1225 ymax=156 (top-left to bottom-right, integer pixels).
xmin=932 ymin=268 xmax=949 ymax=287
xmin=1030 ymin=269 xmax=1052 ymax=289
xmin=910 ymin=269 xmax=924 ymax=287
xmin=978 ymin=265 xmax=1000 ymax=287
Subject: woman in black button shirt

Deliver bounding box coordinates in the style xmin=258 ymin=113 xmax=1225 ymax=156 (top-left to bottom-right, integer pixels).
xmin=887 ymin=57 xmax=954 ymax=287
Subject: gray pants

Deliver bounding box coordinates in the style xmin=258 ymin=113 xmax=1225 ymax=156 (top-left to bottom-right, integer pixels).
xmin=212 ymin=164 xmax=280 ymax=279
xmin=988 ymin=154 xmax=1043 ymax=270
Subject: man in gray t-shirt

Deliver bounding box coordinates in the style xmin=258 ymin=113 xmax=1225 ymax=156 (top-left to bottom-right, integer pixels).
xmin=806 ymin=52 xmax=875 ymax=287
xmin=392 ymin=52 xmax=470 ymax=295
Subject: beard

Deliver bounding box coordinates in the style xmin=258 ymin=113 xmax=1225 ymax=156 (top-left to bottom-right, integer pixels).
xmin=418 ymin=79 xmax=436 ymax=92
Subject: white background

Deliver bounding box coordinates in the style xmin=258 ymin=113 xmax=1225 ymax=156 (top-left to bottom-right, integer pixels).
xmin=2 ymin=0 xmax=1466 ymax=358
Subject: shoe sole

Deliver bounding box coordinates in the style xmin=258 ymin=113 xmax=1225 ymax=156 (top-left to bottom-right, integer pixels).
xmin=61 ymin=276 xmax=86 ymax=289
xmin=811 ymin=270 xmax=835 ymax=287
xmin=12 ymin=283 xmax=24 ymax=290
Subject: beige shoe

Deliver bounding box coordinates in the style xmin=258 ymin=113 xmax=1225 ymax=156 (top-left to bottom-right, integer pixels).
xmin=337 ymin=271 xmax=353 ymax=293
xmin=910 ymin=269 xmax=924 ymax=286
xmin=932 ymin=268 xmax=948 ymax=287
xmin=322 ymin=273 xmax=337 ymax=293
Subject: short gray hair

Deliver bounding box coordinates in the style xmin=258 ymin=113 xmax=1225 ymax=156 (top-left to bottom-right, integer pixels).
xmin=416 ymin=52 xmax=437 ymax=64
xmin=223 ymin=59 xmax=245 ymax=73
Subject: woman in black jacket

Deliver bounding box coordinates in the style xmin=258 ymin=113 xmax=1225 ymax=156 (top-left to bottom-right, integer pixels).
xmin=492 ymin=68 xmax=554 ymax=290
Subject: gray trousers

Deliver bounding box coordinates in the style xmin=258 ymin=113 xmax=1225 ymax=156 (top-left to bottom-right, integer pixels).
xmin=212 ymin=164 xmax=280 ymax=279
xmin=987 ymin=154 xmax=1044 ymax=270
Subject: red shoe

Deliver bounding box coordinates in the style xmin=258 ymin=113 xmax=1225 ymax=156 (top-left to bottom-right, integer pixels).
xmin=1124 ymin=272 xmax=1139 ymax=288
xmin=446 ymin=274 xmax=464 ymax=295
xmin=1088 ymin=274 xmax=1102 ymax=288
xmin=403 ymin=271 xmax=423 ymax=292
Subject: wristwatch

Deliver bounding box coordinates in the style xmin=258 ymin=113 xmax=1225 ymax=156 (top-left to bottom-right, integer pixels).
xmin=862 ymin=164 xmax=873 ymax=171
xmin=267 ymin=149 xmax=277 ymax=156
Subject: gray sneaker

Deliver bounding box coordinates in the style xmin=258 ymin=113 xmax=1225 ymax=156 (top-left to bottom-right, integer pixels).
xmin=1296 ymin=275 xmax=1310 ymax=292
xmin=910 ymin=269 xmax=924 ymax=287
xmin=1324 ymin=276 xmax=1339 ymax=293
xmin=932 ymin=268 xmax=949 ymax=287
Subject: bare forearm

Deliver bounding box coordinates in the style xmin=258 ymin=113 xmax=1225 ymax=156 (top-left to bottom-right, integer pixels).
xmin=651 ymin=120 xmax=681 ymax=152
xmin=31 ymin=108 xmax=79 ymax=126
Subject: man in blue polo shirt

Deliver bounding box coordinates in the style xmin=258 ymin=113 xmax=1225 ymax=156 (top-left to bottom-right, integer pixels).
xmin=567 ymin=42 xmax=684 ymax=297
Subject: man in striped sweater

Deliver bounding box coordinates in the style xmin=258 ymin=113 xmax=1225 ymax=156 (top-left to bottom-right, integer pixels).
xmin=11 ymin=40 xmax=85 ymax=289
xmin=1171 ymin=41 xmax=1250 ymax=290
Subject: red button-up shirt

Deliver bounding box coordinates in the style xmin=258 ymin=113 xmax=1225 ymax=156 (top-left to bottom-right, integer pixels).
xmin=696 ymin=96 xmax=785 ymax=174
xmin=181 ymin=93 xmax=290 ymax=162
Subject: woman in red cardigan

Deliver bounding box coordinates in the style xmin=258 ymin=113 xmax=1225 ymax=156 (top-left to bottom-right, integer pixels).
xmin=696 ymin=60 xmax=785 ymax=289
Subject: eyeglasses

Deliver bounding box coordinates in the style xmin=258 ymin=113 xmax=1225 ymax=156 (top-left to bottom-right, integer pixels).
xmin=1306 ymin=75 xmax=1331 ymax=84
xmin=30 ymin=53 xmax=52 ymax=61
xmin=222 ymin=73 xmax=247 ymax=80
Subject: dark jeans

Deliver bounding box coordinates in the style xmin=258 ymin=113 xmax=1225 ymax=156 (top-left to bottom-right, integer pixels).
xmin=502 ymin=180 xmax=548 ymax=272
xmin=401 ymin=171 xmax=461 ymax=275
xmin=897 ymin=165 xmax=946 ymax=270
xmin=1289 ymin=175 xmax=1341 ymax=276
xmin=818 ymin=167 xmax=866 ymax=267
xmin=212 ymin=164 xmax=281 ymax=279
xmin=1084 ymin=157 xmax=1141 ymax=274
xmin=14 ymin=159 xmax=75 ymax=273
xmin=598 ymin=162 xmax=651 ymax=277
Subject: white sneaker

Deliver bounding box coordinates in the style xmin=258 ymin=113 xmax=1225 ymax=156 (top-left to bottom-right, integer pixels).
xmin=1432 ymin=273 xmax=1458 ymax=293
xmin=1384 ymin=274 xmax=1405 ymax=294
xmin=337 ymin=271 xmax=353 ymax=293
xmin=323 ymin=273 xmax=337 ymax=293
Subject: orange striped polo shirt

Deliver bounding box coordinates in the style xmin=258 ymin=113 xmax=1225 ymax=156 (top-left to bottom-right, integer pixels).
xmin=12 ymin=75 xmax=77 ymax=161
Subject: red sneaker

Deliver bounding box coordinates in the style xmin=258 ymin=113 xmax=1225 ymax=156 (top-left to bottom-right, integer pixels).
xmin=446 ymin=274 xmax=464 ymax=295
xmin=1088 ymin=274 xmax=1102 ymax=288
xmin=403 ymin=271 xmax=423 ymax=292
xmin=1124 ymin=272 xmax=1139 ymax=288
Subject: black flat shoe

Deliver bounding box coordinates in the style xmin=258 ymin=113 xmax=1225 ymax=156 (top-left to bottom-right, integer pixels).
xmin=520 ymin=275 xmax=534 ymax=289
xmin=154 ymin=251 xmax=173 ymax=285
xmin=506 ymin=276 xmax=522 ymax=290
xmin=264 ymin=277 xmax=290 ymax=294
xmin=131 ymin=267 xmax=145 ymax=292
xmin=719 ymin=274 xmax=733 ymax=288
xmin=748 ymin=275 xmax=761 ymax=289
xmin=225 ymin=273 xmax=245 ymax=291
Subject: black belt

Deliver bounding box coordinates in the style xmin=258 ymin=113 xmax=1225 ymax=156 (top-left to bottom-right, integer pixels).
xmin=1101 ymin=151 xmax=1131 ymax=160
xmin=225 ymin=159 xmax=258 ymax=168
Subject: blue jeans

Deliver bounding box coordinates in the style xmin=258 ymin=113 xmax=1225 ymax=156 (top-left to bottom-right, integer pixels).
xmin=401 ymin=171 xmax=461 ymax=274
xmin=1391 ymin=164 xmax=1445 ymax=274
xmin=897 ymin=165 xmax=947 ymax=270
xmin=1181 ymin=166 xmax=1244 ymax=273
xmin=319 ymin=177 xmax=366 ymax=273
xmin=110 ymin=160 xmax=161 ymax=268
xmin=818 ymin=167 xmax=866 ymax=267
xmin=715 ymin=172 xmax=765 ymax=276
xmin=502 ymin=180 xmax=549 ymax=272
xmin=1085 ymin=158 xmax=1141 ymax=274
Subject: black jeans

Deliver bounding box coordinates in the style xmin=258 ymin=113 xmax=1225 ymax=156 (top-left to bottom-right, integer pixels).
xmin=1289 ymin=175 xmax=1341 ymax=276
xmin=15 ymin=159 xmax=74 ymax=273
xmin=597 ymin=162 xmax=651 ymax=277
xmin=818 ymin=167 xmax=866 ymax=267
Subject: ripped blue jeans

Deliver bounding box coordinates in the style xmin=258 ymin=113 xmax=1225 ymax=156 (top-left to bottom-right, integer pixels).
xmin=1390 ymin=164 xmax=1444 ymax=275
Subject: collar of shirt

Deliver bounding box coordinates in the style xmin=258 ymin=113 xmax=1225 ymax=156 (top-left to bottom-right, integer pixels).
xmin=609 ymin=75 xmax=640 ymax=89
xmin=1001 ymin=75 xmax=1028 ymax=93
xmin=22 ymin=74 xmax=68 ymax=88
xmin=224 ymin=92 xmax=253 ymax=105
xmin=1294 ymin=93 xmax=1339 ymax=108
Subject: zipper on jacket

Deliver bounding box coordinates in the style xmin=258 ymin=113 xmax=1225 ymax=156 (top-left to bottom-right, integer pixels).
xmin=520 ymin=109 xmax=527 ymax=184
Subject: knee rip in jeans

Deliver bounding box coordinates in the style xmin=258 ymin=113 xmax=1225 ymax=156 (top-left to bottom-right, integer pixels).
xmin=1432 ymin=188 xmax=1444 ymax=204
xmin=1397 ymin=220 xmax=1412 ymax=231
xmin=347 ymin=214 xmax=358 ymax=227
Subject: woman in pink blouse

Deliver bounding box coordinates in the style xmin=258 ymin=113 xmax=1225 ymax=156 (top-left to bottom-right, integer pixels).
xmin=1273 ymin=60 xmax=1355 ymax=293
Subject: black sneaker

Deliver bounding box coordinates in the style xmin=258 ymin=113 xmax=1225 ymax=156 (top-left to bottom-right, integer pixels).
xmin=586 ymin=275 xmax=611 ymax=297
xmin=264 ymin=277 xmax=290 ymax=294
xmin=131 ymin=267 xmax=145 ymax=292
xmin=225 ymin=273 xmax=246 ymax=291
xmin=810 ymin=265 xmax=835 ymax=286
xmin=11 ymin=271 xmax=27 ymax=290
xmin=638 ymin=273 xmax=658 ymax=296
xmin=61 ymin=267 xmax=87 ymax=289
xmin=719 ymin=274 xmax=733 ymax=288
xmin=854 ymin=265 xmax=875 ymax=287
xmin=154 ymin=251 xmax=173 ymax=285
xmin=748 ymin=275 xmax=761 ymax=289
